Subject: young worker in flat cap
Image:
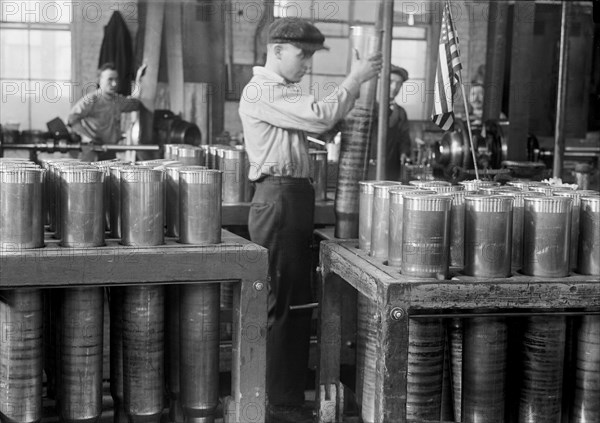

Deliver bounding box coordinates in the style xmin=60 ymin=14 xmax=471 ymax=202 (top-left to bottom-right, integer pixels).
xmin=239 ymin=17 xmax=382 ymax=422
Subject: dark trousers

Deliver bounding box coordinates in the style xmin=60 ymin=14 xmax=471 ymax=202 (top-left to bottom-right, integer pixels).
xmin=248 ymin=176 xmax=315 ymax=406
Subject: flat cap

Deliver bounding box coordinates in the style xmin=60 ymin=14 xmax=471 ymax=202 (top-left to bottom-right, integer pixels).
xmin=268 ymin=17 xmax=329 ymax=51
xmin=390 ymin=65 xmax=409 ymax=81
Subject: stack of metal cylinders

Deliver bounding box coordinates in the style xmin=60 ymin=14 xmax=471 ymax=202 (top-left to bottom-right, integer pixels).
xmin=459 ymin=179 xmax=500 ymax=192
xmin=309 ymin=149 xmax=328 ymax=202
xmin=0 ymin=165 xmax=45 ymax=423
xmin=164 ymin=144 xmax=188 ymax=160
xmin=387 ymin=187 xmax=430 ymax=267
xmin=369 ymin=182 xmax=402 ymax=259
xmin=401 ymin=193 xmax=452 ymax=279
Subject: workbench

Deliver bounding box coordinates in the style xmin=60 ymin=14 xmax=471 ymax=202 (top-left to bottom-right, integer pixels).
xmin=316 ymin=239 xmax=600 ymax=423
xmin=0 ymin=230 xmax=268 ymax=423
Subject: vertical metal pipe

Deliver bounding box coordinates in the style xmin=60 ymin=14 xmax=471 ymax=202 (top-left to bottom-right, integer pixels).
xmin=552 ymin=1 xmax=570 ymax=178
xmin=180 ymin=284 xmax=221 ymax=423
xmin=0 ymin=289 xmax=43 ymax=423
xmin=375 ymin=0 xmax=394 ymax=180
xmin=59 ymin=287 xmax=104 ymax=423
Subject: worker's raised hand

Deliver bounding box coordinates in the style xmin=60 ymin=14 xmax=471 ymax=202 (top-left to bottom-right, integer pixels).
xmin=135 ymin=63 xmax=148 ymax=84
xmin=350 ymin=51 xmax=383 ymax=84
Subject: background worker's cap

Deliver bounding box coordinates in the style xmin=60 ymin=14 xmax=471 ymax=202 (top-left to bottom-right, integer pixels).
xmin=390 ymin=65 xmax=409 ymax=82
xmin=268 ymin=17 xmax=329 ymax=51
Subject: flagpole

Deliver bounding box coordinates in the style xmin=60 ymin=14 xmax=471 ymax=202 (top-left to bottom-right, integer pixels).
xmin=459 ymin=77 xmax=480 ymax=180
xmin=446 ymin=0 xmax=479 ymax=180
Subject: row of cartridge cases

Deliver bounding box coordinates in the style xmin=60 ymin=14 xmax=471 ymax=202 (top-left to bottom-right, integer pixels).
xmin=358 ymin=179 xmax=600 ymax=278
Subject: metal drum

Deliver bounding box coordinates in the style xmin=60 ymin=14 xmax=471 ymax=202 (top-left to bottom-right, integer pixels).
xmin=108 ymin=163 xmax=133 ymax=239
xmin=518 ymin=316 xmax=566 ymax=423
xmin=180 ymin=284 xmax=221 ymax=423
xmin=522 ymin=196 xmax=572 ymax=277
xmin=570 ymin=315 xmax=600 ymax=423
xmin=0 ymin=289 xmax=43 ymax=423
xmin=120 ymin=166 xmax=165 ymax=246
xmin=0 ymin=168 xmax=44 ymax=250
xmin=401 ymin=194 xmax=452 ymax=278
xmin=464 ymin=195 xmax=513 ymax=278
xmin=369 ymin=182 xmax=402 ymax=260
xmin=309 ymin=149 xmax=328 ymax=202
xmin=42 ymin=158 xmax=79 ymax=231
xmin=387 ymin=187 xmax=429 ymax=267
xmin=177 ymin=145 xmax=204 ymax=166
xmin=165 ymin=163 xmax=185 ymax=238
xmin=179 ymin=169 xmax=222 ymax=245
xmin=554 ymin=190 xmax=582 ymax=271
xmin=528 ymin=182 xmax=554 ymax=197
xmin=52 ymin=162 xmax=91 ymax=240
xmin=578 ymin=196 xmax=600 ymax=275
xmin=59 ymin=288 xmax=104 ymax=423
xmin=416 ymin=180 xmax=451 ymax=188
xmin=462 ymin=317 xmax=508 ymax=423
xmin=59 ymin=167 xmax=105 ymax=248
xmin=164 ymin=144 xmax=187 ymax=160
xmin=219 ymin=148 xmax=247 ymax=204
xmin=92 ymin=159 xmax=127 ymax=231
xmin=358 ymin=180 xmax=378 ymax=250
xmin=506 ymin=179 xmax=532 ymax=191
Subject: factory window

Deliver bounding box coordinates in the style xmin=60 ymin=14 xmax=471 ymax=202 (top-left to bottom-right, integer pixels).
xmin=0 ymin=0 xmax=71 ymax=131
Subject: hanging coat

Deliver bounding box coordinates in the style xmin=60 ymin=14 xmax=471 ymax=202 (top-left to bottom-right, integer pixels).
xmin=98 ymin=11 xmax=134 ymax=96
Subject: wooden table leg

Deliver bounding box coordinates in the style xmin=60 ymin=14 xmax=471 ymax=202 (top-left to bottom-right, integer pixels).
xmin=225 ymin=277 xmax=268 ymax=423
xmin=317 ymin=261 xmax=344 ymax=423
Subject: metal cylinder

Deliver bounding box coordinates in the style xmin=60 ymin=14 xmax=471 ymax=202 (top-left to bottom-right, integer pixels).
xmin=528 ymin=182 xmax=554 ymax=197
xmin=358 ymin=180 xmax=378 ymax=250
xmin=59 ymin=287 xmax=104 ymax=423
xmin=387 ymin=187 xmax=429 ymax=267
xmin=166 ymin=286 xmax=184 ymax=423
xmin=356 ymin=293 xmax=377 ymax=422
xmin=578 ymin=196 xmax=600 ymax=275
xmin=0 ymin=289 xmax=43 ymax=423
xmin=554 ymin=190 xmax=582 ymax=271
xmin=179 ymin=169 xmax=222 ymax=245
xmin=309 ymin=149 xmax=328 ymax=202
xmin=418 ymin=180 xmax=452 ymax=188
xmin=406 ymin=319 xmax=445 ymax=421
xmin=92 ymin=159 xmax=128 ymax=231
xmin=464 ymin=195 xmax=513 ymax=278
xmin=52 ymin=162 xmax=90 ymax=240
xmin=518 ymin=316 xmax=566 ymax=423
xmin=164 ymin=144 xmax=187 ymax=160
xmin=165 ymin=163 xmax=185 ymax=238
xmin=448 ymin=318 xmax=463 ymax=421
xmin=108 ymin=163 xmax=132 ymax=239
xmin=522 ymin=196 xmax=572 ymax=277
xmin=120 ymin=167 xmax=165 ymax=246
xmin=180 ymin=284 xmax=220 ymax=423
xmin=109 ymin=287 xmax=128 ymax=423
xmin=459 ymin=180 xmax=500 ymax=192
xmin=462 ymin=317 xmax=508 ymax=423
xmin=59 ymin=167 xmax=105 ymax=248
xmin=219 ymin=148 xmax=247 ymax=204
xmin=401 ymin=194 xmax=452 ymax=278
xmin=424 ymin=185 xmax=467 ymax=268
xmin=506 ymin=180 xmax=532 ymax=191
xmin=570 ymin=315 xmax=600 ymax=423
xmin=0 ymin=168 xmax=44 ymax=250
xmin=369 ymin=182 xmax=402 ymax=260
xmin=123 ymin=285 xmax=165 ymax=423
xmin=42 ymin=158 xmax=78 ymax=232
xmin=176 ymin=145 xmax=204 ymax=166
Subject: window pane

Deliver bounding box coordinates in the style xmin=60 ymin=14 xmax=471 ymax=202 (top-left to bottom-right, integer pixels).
xmin=29 ymin=29 xmax=71 ymax=80
xmin=0 ymin=80 xmax=29 ymax=128
xmin=1 ymin=0 xmax=71 ymax=23
xmin=391 ymin=39 xmax=427 ymax=79
xmin=0 ymin=28 xmax=29 ymax=78
xmin=392 ymin=26 xmax=426 ymax=39
xmin=29 ymin=79 xmax=72 ymax=129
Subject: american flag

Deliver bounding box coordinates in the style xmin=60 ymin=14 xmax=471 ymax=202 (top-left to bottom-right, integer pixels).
xmin=432 ymin=1 xmax=463 ymax=131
